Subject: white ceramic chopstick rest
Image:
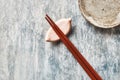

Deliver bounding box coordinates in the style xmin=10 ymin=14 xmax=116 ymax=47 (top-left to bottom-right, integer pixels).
xmin=45 ymin=18 xmax=71 ymax=42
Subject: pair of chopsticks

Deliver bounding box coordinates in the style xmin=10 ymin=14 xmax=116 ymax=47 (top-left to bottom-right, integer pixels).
xmin=45 ymin=14 xmax=102 ymax=80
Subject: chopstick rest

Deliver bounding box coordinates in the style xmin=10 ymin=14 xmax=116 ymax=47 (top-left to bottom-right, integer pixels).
xmin=45 ymin=18 xmax=71 ymax=42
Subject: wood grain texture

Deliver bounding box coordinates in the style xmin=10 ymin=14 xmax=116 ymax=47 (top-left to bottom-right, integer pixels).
xmin=0 ymin=0 xmax=120 ymax=80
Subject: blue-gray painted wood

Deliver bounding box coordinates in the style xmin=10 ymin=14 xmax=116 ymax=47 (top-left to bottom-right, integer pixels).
xmin=0 ymin=0 xmax=120 ymax=80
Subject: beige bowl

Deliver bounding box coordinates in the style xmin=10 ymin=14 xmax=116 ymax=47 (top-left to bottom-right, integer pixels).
xmin=78 ymin=0 xmax=120 ymax=28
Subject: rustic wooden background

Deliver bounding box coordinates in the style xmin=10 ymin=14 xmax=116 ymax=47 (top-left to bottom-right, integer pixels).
xmin=0 ymin=0 xmax=120 ymax=80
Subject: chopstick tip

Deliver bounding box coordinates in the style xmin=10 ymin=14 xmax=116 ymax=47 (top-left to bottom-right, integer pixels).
xmin=45 ymin=14 xmax=48 ymax=17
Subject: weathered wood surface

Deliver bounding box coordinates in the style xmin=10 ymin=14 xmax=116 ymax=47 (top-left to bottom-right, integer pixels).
xmin=0 ymin=0 xmax=120 ymax=80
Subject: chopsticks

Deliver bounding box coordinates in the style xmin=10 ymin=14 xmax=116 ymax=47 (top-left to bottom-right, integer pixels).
xmin=45 ymin=14 xmax=102 ymax=80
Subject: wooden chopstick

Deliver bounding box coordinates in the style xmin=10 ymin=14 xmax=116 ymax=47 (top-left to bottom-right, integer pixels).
xmin=45 ymin=14 xmax=102 ymax=80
